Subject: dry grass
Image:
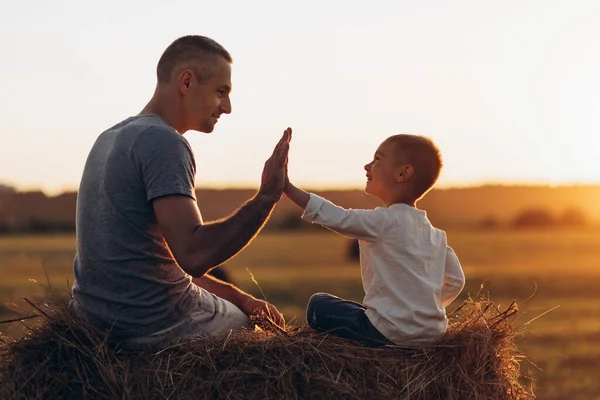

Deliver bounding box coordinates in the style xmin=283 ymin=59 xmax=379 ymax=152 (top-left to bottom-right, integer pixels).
xmin=0 ymin=296 xmax=534 ymax=400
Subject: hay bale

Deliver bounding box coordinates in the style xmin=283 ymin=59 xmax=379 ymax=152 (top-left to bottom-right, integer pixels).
xmin=0 ymin=298 xmax=534 ymax=399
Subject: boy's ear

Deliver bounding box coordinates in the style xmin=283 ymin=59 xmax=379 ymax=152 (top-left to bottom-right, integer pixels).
xmin=396 ymin=165 xmax=414 ymax=183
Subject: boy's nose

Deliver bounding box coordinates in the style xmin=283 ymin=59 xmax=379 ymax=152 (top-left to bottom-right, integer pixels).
xmin=364 ymin=163 xmax=371 ymax=171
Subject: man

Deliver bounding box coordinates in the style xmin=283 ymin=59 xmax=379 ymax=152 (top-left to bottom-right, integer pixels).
xmin=70 ymin=35 xmax=290 ymax=349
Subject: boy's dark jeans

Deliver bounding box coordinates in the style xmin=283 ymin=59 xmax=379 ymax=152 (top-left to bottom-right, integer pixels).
xmin=306 ymin=292 xmax=391 ymax=348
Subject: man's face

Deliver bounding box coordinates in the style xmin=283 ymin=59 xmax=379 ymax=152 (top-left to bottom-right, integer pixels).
xmin=182 ymin=56 xmax=232 ymax=133
xmin=364 ymin=140 xmax=400 ymax=200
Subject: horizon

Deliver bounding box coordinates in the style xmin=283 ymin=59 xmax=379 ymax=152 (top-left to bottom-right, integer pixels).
xmin=3 ymin=180 xmax=600 ymax=197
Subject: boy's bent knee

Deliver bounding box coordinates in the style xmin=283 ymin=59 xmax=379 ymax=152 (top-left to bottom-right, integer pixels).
xmin=307 ymin=293 xmax=331 ymax=313
xmin=306 ymin=292 xmax=334 ymax=329
xmin=308 ymin=292 xmax=331 ymax=304
xmin=306 ymin=293 xmax=323 ymax=328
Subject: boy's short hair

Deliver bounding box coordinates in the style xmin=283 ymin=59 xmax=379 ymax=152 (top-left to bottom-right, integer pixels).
xmin=156 ymin=35 xmax=233 ymax=84
xmin=386 ymin=134 xmax=443 ymax=200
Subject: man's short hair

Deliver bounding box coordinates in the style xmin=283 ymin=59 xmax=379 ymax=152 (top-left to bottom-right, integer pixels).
xmin=156 ymin=35 xmax=232 ymax=84
xmin=387 ymin=134 xmax=443 ymax=200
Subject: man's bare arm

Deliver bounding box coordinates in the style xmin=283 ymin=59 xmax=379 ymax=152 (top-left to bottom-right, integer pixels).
xmin=192 ymin=274 xmax=284 ymax=328
xmin=153 ymin=193 xmax=276 ymax=277
xmin=153 ymin=128 xmax=291 ymax=277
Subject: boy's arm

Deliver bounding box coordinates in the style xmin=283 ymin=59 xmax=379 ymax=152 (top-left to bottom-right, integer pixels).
xmin=285 ymin=181 xmax=387 ymax=241
xmin=285 ymin=180 xmax=310 ymax=209
xmin=441 ymin=246 xmax=465 ymax=308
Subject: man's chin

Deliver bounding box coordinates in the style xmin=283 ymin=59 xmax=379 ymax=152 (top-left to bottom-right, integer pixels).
xmin=197 ymin=123 xmax=215 ymax=134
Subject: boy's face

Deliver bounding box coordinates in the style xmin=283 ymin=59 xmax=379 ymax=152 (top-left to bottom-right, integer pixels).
xmin=364 ymin=140 xmax=402 ymax=200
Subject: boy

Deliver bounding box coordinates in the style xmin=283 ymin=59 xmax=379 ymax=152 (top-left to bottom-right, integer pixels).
xmin=285 ymin=134 xmax=465 ymax=347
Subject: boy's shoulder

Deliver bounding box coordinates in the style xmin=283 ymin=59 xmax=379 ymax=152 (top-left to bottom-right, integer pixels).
xmin=388 ymin=203 xmax=447 ymax=236
xmin=388 ymin=203 xmax=429 ymax=220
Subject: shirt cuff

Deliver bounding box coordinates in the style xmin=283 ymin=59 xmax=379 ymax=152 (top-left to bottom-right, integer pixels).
xmin=147 ymin=186 xmax=197 ymax=202
xmin=301 ymin=193 xmax=326 ymax=223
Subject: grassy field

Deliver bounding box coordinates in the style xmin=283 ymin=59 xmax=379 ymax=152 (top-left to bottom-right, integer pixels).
xmin=1 ymin=229 xmax=599 ymax=399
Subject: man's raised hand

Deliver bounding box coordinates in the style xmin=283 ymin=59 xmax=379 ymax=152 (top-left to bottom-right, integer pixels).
xmin=259 ymin=128 xmax=292 ymax=202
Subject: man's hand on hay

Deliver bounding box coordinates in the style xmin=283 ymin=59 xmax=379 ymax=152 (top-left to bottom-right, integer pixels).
xmin=241 ymin=297 xmax=285 ymax=329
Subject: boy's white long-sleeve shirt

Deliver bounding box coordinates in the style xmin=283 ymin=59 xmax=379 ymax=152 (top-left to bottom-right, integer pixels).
xmin=302 ymin=194 xmax=465 ymax=346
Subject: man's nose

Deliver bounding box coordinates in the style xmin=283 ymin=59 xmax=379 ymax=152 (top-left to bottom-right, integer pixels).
xmin=221 ymin=96 xmax=232 ymax=115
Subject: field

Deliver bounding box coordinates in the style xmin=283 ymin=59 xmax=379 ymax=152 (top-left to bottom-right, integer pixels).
xmin=1 ymin=229 xmax=599 ymax=399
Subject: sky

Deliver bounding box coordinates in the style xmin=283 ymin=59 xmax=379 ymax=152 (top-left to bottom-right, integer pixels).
xmin=1 ymin=0 xmax=600 ymax=194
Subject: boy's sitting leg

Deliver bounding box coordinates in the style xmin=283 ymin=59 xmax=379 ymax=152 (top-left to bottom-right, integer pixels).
xmin=306 ymin=292 xmax=390 ymax=347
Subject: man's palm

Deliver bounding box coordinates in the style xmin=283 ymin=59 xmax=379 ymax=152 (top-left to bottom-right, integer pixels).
xmin=260 ymin=128 xmax=292 ymax=200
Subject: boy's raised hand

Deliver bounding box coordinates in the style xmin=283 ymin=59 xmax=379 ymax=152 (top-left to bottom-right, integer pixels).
xmin=259 ymin=128 xmax=292 ymax=202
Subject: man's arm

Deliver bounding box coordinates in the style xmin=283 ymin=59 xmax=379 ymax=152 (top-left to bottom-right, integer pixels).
xmin=441 ymin=246 xmax=465 ymax=308
xmin=192 ymin=274 xmax=284 ymax=328
xmin=153 ymin=128 xmax=291 ymax=278
xmin=154 ymin=193 xmax=276 ymax=276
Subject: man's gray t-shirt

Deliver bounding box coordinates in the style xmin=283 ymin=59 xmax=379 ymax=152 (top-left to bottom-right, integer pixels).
xmin=71 ymin=114 xmax=201 ymax=337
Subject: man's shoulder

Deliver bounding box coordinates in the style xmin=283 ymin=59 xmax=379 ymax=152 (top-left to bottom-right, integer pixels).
xmin=125 ymin=116 xmax=191 ymax=151
xmin=112 ymin=115 xmax=177 ymax=137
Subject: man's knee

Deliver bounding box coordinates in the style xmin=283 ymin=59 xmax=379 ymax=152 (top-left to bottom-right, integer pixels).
xmin=230 ymin=312 xmax=253 ymax=331
xmin=193 ymin=297 xmax=253 ymax=336
xmin=222 ymin=302 xmax=253 ymax=331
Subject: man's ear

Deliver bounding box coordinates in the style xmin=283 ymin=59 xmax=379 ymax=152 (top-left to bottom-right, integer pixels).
xmin=178 ymin=70 xmax=193 ymax=93
xmin=396 ymin=165 xmax=414 ymax=183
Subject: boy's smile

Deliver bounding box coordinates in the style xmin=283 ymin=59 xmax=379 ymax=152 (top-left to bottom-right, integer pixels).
xmin=364 ymin=140 xmax=398 ymax=201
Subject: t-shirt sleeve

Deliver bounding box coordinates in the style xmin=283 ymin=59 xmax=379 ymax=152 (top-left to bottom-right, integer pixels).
xmin=131 ymin=127 xmax=197 ymax=202
xmin=301 ymin=193 xmax=388 ymax=240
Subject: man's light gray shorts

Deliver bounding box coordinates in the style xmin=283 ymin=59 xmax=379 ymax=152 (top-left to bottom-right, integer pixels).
xmin=121 ymin=289 xmax=253 ymax=350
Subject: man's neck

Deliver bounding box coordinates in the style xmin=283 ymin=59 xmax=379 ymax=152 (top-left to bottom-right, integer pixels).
xmin=140 ymin=91 xmax=186 ymax=134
